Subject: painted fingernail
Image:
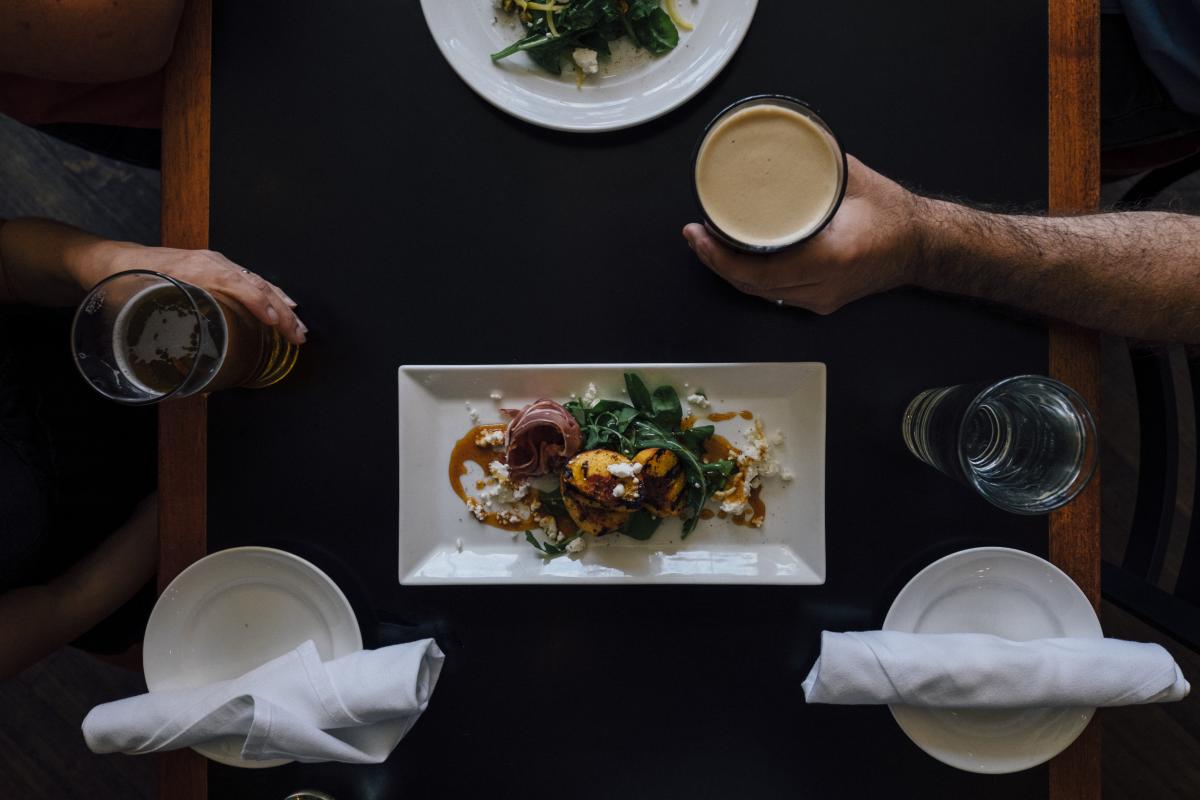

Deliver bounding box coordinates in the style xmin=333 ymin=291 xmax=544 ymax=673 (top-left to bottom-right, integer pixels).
xmin=283 ymin=294 xmax=298 ymax=308
xmin=297 ymin=320 xmax=308 ymax=334
xmin=267 ymin=306 xmax=280 ymax=324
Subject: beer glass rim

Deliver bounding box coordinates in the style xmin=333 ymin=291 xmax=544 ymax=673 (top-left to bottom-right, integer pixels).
xmin=70 ymin=269 xmax=210 ymax=406
xmin=691 ymin=94 xmax=848 ymax=254
xmin=957 ymin=374 xmax=1098 ymax=515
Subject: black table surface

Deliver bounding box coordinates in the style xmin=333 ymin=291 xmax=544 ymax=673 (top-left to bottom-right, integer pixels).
xmin=207 ymin=1 xmax=1051 ymax=797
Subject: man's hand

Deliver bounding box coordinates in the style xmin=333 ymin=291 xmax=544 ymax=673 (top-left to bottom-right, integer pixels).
xmin=682 ymin=156 xmax=924 ymax=314
xmin=81 ymin=241 xmax=308 ymax=345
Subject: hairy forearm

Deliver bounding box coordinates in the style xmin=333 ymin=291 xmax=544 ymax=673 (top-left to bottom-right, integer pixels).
xmin=913 ymin=200 xmax=1200 ymax=343
xmin=0 ymin=218 xmax=129 ymax=306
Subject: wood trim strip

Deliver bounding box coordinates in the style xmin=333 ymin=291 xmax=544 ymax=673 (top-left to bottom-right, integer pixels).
xmin=1047 ymin=0 xmax=1102 ymax=798
xmin=158 ymin=0 xmax=212 ymax=797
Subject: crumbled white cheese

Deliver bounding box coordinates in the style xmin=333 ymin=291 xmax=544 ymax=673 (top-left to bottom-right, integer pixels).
xmin=556 ymin=531 xmax=565 ymax=543
xmin=537 ymin=515 xmax=557 ymax=538
xmin=607 ymin=461 xmax=642 ymax=478
xmin=489 ymin=390 xmax=503 ymax=401
xmin=572 ymin=47 xmax=599 ymax=75
xmin=781 ymin=469 xmax=795 ymax=482
xmin=465 ymin=401 xmax=480 ymax=425
xmin=581 ymin=382 xmax=599 ymax=407
xmin=711 ymin=419 xmax=789 ymax=528
xmin=686 ymin=393 xmax=711 ymax=409
xmin=613 ymin=483 xmax=626 ymax=499
xmin=475 ymin=428 xmax=506 ymax=448
xmin=468 ymin=461 xmax=535 ymax=526
xmin=566 ymin=536 xmax=587 ymax=554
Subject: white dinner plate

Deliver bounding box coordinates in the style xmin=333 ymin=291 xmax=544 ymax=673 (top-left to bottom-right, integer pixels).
xmin=883 ymin=546 xmax=1103 ymax=774
xmin=143 ymin=547 xmax=362 ymax=768
xmin=398 ymin=363 xmax=825 ymax=585
xmin=419 ymin=0 xmax=758 ymax=132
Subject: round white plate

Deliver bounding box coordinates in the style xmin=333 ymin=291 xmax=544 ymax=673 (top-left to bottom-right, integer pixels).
xmin=144 ymin=547 xmax=362 ymax=769
xmin=419 ymin=0 xmax=758 ymax=132
xmin=883 ymin=546 xmax=1102 ymax=774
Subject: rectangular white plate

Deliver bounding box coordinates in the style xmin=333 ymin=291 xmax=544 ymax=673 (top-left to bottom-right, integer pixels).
xmin=398 ymin=363 xmax=825 ymax=585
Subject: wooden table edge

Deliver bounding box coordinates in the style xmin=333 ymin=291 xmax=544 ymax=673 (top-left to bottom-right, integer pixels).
xmin=158 ymin=0 xmax=212 ymax=797
xmin=158 ymin=1 xmax=1103 ymax=797
xmin=1047 ymin=0 xmax=1102 ymax=798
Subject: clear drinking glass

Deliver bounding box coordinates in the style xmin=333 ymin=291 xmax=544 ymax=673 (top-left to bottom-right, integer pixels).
xmin=71 ymin=270 xmax=298 ymax=405
xmin=901 ymin=375 xmax=1098 ymax=514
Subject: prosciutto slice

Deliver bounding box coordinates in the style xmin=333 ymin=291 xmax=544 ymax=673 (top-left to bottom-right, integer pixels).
xmin=504 ymin=399 xmax=582 ymax=478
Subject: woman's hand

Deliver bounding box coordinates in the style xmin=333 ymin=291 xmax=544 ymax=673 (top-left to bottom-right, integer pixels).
xmin=682 ymin=156 xmax=925 ymax=315
xmin=83 ymin=240 xmax=307 ymax=345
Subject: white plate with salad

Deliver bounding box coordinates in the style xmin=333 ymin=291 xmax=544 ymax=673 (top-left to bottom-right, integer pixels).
xmin=398 ymin=363 xmax=825 ymax=584
xmin=419 ymin=0 xmax=758 ymax=132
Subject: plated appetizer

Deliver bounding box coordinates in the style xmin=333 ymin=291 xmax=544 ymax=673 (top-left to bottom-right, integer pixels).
xmin=491 ymin=0 xmax=694 ymax=85
xmin=448 ymin=373 xmax=791 ymax=556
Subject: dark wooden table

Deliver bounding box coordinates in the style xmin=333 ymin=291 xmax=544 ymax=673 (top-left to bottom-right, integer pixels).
xmin=158 ymin=1 xmax=1102 ymax=797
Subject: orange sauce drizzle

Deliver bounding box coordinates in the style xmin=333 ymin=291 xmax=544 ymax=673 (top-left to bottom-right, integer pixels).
xmin=706 ymin=410 xmax=754 ymax=422
xmin=449 ymin=424 xmax=577 ymax=536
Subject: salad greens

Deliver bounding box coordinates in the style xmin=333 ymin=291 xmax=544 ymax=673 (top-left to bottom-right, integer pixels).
xmin=562 ymin=372 xmax=736 ymax=540
xmin=491 ymin=0 xmax=683 ymax=78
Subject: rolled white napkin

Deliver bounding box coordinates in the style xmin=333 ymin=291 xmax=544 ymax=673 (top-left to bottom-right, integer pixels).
xmin=82 ymin=639 xmax=444 ymax=764
xmin=802 ymin=631 xmax=1190 ymax=708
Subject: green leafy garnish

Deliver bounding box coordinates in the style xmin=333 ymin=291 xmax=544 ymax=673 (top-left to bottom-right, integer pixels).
xmin=558 ymin=372 xmax=734 ymax=540
xmin=525 ymin=530 xmax=582 ymax=558
xmin=622 ymin=509 xmax=663 ymax=540
xmin=491 ymin=0 xmax=683 ymax=78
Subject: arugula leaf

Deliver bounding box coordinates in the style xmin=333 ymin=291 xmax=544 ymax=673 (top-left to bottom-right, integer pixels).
xmin=631 ymin=8 xmax=679 ymax=55
xmin=491 ymin=0 xmax=681 ymax=75
xmin=625 ymin=372 xmax=653 ymax=414
xmin=629 ymin=420 xmax=712 ymax=536
xmin=537 ymin=489 xmax=568 ymax=518
xmin=651 ymin=384 xmax=683 ymax=431
xmin=701 ymin=459 xmax=736 ymax=490
xmin=622 ymin=509 xmax=662 ymax=540
xmin=563 ymin=400 xmax=589 ymax=428
xmin=679 ymin=424 xmax=715 ymax=457
xmin=525 ymin=530 xmax=582 ymax=558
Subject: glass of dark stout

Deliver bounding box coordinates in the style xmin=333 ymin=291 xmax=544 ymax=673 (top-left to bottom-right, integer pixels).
xmin=901 ymin=375 xmax=1097 ymax=514
xmin=71 ymin=270 xmax=298 ymax=404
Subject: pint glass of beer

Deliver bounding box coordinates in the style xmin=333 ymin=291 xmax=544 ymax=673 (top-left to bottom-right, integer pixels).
xmin=71 ymin=270 xmax=299 ymax=404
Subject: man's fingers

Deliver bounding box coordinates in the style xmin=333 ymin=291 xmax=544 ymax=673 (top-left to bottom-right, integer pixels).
xmin=683 ymin=224 xmax=768 ymax=286
xmin=682 ymin=223 xmax=820 ymax=292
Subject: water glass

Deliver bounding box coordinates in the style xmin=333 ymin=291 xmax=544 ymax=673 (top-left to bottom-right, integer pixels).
xmin=901 ymin=375 xmax=1097 ymax=514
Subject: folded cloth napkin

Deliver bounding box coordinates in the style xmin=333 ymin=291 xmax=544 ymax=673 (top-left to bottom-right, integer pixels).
xmin=82 ymin=639 xmax=444 ymax=763
xmin=802 ymin=631 xmax=1190 ymax=708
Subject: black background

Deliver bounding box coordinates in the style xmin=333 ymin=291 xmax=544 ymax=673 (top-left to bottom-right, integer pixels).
xmin=208 ymin=1 xmax=1052 ymax=796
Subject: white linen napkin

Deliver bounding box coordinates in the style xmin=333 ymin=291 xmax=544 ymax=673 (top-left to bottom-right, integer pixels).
xmin=802 ymin=631 xmax=1190 ymax=708
xmin=82 ymin=639 xmax=444 ymax=763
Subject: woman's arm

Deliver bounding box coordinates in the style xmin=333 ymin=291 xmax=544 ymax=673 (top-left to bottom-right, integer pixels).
xmin=0 ymin=494 xmax=157 ymax=680
xmin=0 ymin=218 xmax=308 ymax=344
xmin=0 ymin=0 xmax=185 ymax=82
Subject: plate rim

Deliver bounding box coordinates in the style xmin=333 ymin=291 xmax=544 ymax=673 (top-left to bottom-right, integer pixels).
xmin=143 ymin=545 xmax=362 ymax=769
xmin=417 ymin=0 xmax=759 ymax=132
xmin=398 ymin=361 xmax=826 ymax=585
xmin=882 ymin=545 xmax=1101 ymax=774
